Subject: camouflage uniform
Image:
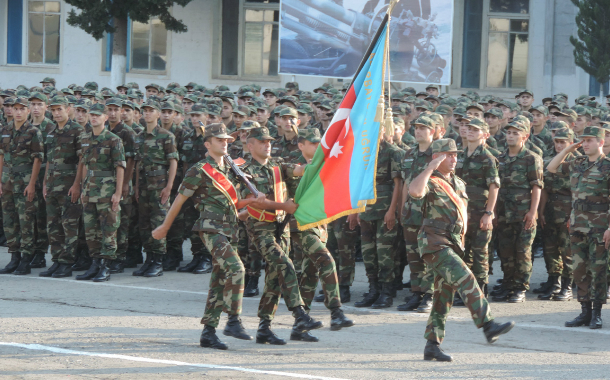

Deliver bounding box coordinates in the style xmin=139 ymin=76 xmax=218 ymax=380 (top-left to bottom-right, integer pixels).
xmin=413 ymin=139 xmax=493 ymax=344
xmin=81 ymin=126 xmax=126 ymax=260
xmin=164 ymin=121 xmax=186 ymax=263
xmin=0 ymin=116 xmax=44 ymax=262
xmin=44 ymin=118 xmax=85 ymax=264
xmin=330 ymin=216 xmax=358 ymax=286
xmin=33 ymin=117 xmax=54 ymax=259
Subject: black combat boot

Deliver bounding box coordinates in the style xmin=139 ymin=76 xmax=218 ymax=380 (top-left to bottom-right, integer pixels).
xmin=590 ymin=302 xmax=603 ymax=329
xmin=483 ymin=320 xmax=515 ymax=343
xmin=162 ymin=250 xmax=179 ymax=271
xmin=354 ymin=281 xmax=380 ymax=308
xmin=177 ymin=255 xmax=201 ymax=273
xmin=223 ymin=315 xmax=253 ymax=340
xmin=93 ymin=259 xmax=112 ymax=282
xmin=72 ymin=255 xmax=92 ymax=271
xmin=107 ymin=260 xmax=124 ymax=274
xmin=76 ymin=258 xmax=102 ymax=281
xmin=244 ymin=276 xmax=260 ymax=297
xmin=39 ymin=262 xmax=61 ymax=277
xmin=371 ymin=282 xmax=393 ymax=309
xmin=256 ymin=319 xmax=286 ymax=345
xmin=397 ymin=291 xmax=423 ymax=311
xmin=143 ymin=254 xmax=164 ymax=277
xmin=0 ymin=253 xmax=21 ymax=274
xmin=538 ymin=275 xmax=560 ymax=300
xmin=403 ymin=280 xmax=412 ymax=289
xmin=565 ymin=302 xmax=593 ymax=327
xmin=192 ymin=255 xmax=212 ymax=274
xmin=13 ymin=254 xmax=32 ymax=275
xmin=417 ymin=293 xmax=433 ymax=313
xmin=51 ymin=263 xmax=73 ymax=278
xmin=293 ymin=306 xmax=324 ymax=332
xmin=423 ymin=340 xmax=452 ymax=362
xmin=339 ymin=285 xmax=351 ymax=303
xmin=491 ymin=288 xmax=512 ymax=302
xmin=132 ymin=254 xmax=152 ymax=276
xmin=0 ymin=232 xmax=7 ymax=247
xmin=29 ymin=252 xmax=47 ymax=268
xmin=200 ymin=325 xmax=228 ymax=350
xmin=553 ymin=277 xmax=572 ymax=301
xmin=313 ymin=289 xmax=325 ymax=302
xmin=508 ymin=289 xmax=526 ymax=303
xmin=330 ymin=307 xmax=354 ymax=331
xmin=532 ymin=275 xmax=552 ymax=294
xmin=290 ymin=319 xmax=319 ymax=342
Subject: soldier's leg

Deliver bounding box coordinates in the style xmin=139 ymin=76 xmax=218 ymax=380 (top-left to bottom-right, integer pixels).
xmin=33 ymin=189 xmax=48 ymax=258
xmin=542 ymin=222 xmax=561 ymax=277
xmin=497 ymin=222 xmax=517 ymax=290
xmin=45 ymin=194 xmax=63 ymax=263
xmin=393 ymin=224 xmax=408 ymax=287
xmin=57 ymin=194 xmax=82 ymax=264
xmin=200 ymin=256 xmax=224 ymax=327
xmin=333 ymin=217 xmax=357 ymax=286
xmin=470 ymin=226 xmax=492 ymax=285
xmin=588 ymin=232 xmax=608 ymax=304
xmin=141 ymin=188 xmax=168 ymax=257
xmin=514 ymin=222 xmax=535 ymax=291
xmin=98 ymin=202 xmax=120 ymax=261
xmin=166 ymin=189 xmax=185 ymax=267
xmin=115 ymin=202 xmax=132 ymax=262
xmin=571 ymin=232 xmax=590 ymax=302
xmin=16 ymin=189 xmax=38 ymax=261
xmin=405 ymin=225 xmax=424 ymax=292
xmin=376 ymin=221 xmax=397 ymax=284
xmin=126 ymin=196 xmax=142 ymax=265
xmin=359 ymin=219 xmax=379 ymax=282
xmin=1 ymin=191 xmax=20 ymax=259
xmin=83 ymin=202 xmax=102 ymax=258
xmin=138 ymin=189 xmax=154 ymax=255
xmin=558 ymin=224 xmax=573 ymax=279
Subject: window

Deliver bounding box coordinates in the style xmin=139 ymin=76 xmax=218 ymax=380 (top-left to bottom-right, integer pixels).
xmin=486 ymin=18 xmax=528 ymax=88
xmin=28 ymin=0 xmax=60 ymax=64
xmin=220 ymin=0 xmax=279 ymax=78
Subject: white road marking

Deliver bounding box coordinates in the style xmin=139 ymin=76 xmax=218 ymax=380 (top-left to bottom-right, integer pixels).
xmin=0 ymin=342 xmax=352 ymax=380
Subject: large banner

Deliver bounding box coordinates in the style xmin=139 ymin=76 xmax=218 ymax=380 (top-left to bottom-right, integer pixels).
xmin=279 ymin=0 xmax=453 ymax=84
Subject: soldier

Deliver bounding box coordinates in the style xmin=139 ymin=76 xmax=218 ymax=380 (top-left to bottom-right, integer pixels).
xmin=271 ymin=108 xmax=300 ymax=158
xmin=354 ymin=126 xmax=404 ymax=309
xmin=548 ymin=126 xmax=610 ymax=329
xmin=409 ymin=138 xmax=514 ymax=361
xmin=491 ymin=121 xmax=543 ymax=303
xmin=38 ymin=96 xmax=85 ymax=278
xmin=455 ymin=118 xmax=500 ymax=296
xmin=537 ymin=128 xmax=576 ymax=301
xmin=75 ymin=103 xmax=125 ymax=282
xmin=41 ymin=77 xmax=56 ymax=88
xmin=132 ymin=100 xmax=178 ymax=277
xmin=518 ymin=90 xmax=535 ymax=111
xmin=529 ymin=105 xmax=553 ymax=152
xmin=241 ymin=126 xmax=323 ymax=345
xmin=0 ymin=97 xmax=44 ymax=275
xmin=153 ymin=123 xmax=262 ymax=350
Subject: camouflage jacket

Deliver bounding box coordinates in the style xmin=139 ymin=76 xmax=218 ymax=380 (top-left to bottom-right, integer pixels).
xmin=456 ymin=143 xmax=500 ymax=223
xmin=33 ymin=117 xmax=55 ymax=163
xmin=130 ymin=122 xmax=144 ymax=134
xmin=178 ymin=155 xmax=241 ymax=238
xmin=81 ymin=128 xmax=126 ymax=203
xmin=271 ymin=134 xmax=299 ymax=159
xmin=228 ymin=140 xmax=252 ymax=161
xmin=181 ymin=128 xmax=208 ymax=168
xmin=412 ymin=170 xmax=468 ymax=254
xmin=108 ymin=122 xmax=136 ymax=160
xmin=361 ymin=140 xmax=403 ymax=221
xmin=531 ymin=126 xmax=554 ymax=154
xmin=44 ymin=120 xmax=85 ymax=194
xmin=225 ymin=120 xmax=237 ymax=134
xmin=497 ymin=146 xmax=544 ymax=223
xmin=401 ymin=130 xmax=417 ymax=147
xmin=400 ymin=143 xmax=433 ymax=226
xmin=557 ymin=154 xmax=610 ymax=232
xmin=0 ymin=121 xmax=44 ymax=190
xmin=262 ymin=120 xmax=278 ymax=138
xmin=165 ymin=123 xmax=185 ymax=188
xmin=285 ymin=153 xmax=324 ymax=237
xmin=135 ymin=126 xmax=178 ymax=190
xmin=444 ymin=127 xmax=459 ymax=142
xmin=543 ymin=152 xmax=577 ymax=224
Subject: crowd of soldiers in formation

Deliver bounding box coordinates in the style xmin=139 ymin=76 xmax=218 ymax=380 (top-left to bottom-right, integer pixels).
xmin=0 ymin=76 xmax=609 ymax=357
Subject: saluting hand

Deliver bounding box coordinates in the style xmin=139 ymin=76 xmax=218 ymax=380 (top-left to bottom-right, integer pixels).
xmin=564 ymin=141 xmax=582 ymax=153
xmin=427 ymin=154 xmax=446 ymax=171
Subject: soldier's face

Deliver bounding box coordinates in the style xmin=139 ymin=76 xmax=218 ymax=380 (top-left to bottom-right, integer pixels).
xmin=392 ymin=100 xmax=402 ymax=107
xmin=414 ymin=125 xmax=433 ymax=144
xmin=142 ymin=107 xmax=159 ymax=124
xmin=434 ymin=152 xmax=457 ymax=173
xmin=75 ymin=108 xmax=89 ymax=125
xmin=50 ymin=105 xmax=69 ymax=123
xmin=483 ymin=103 xmax=492 ymax=111
xmin=221 ymin=102 xmax=233 ymax=118
xmin=160 ymin=109 xmax=175 ymax=125
xmin=582 ymin=137 xmax=603 ymax=156
xmin=233 ymin=113 xmax=248 ymax=128
xmin=117 ymin=88 xmax=127 ymax=95
xmin=298 ymin=112 xmax=311 ymax=126
xmin=574 ymin=116 xmax=590 ymax=134
xmin=499 ymin=106 xmax=511 ymax=121
xmin=107 ymin=105 xmax=121 ymax=124
xmin=248 ymin=138 xmax=272 ymax=159
xmin=42 ymin=82 xmax=53 ymax=88
xmin=182 ymin=100 xmax=194 ymax=113
xmin=281 ymin=116 xmax=300 ymax=132
xmin=205 ymin=137 xmax=229 ymax=156
xmin=257 ymin=109 xmax=269 ymax=124
xmin=554 ymin=139 xmax=570 ymax=153
xmin=89 ymin=113 xmax=108 ymax=128
xmin=174 ymin=113 xmax=184 ymax=124
xmin=426 ymin=88 xmax=439 ymax=96
xmin=459 ymin=121 xmax=469 ymax=138
xmin=121 ymin=107 xmax=134 ymax=123
xmin=505 ymin=128 xmax=526 ymax=147
xmin=30 ymin=100 xmax=47 ymax=118
xmin=520 ymin=94 xmax=533 ymax=107
xmin=298 ymin=140 xmax=319 ymax=159
xmin=467 ymin=109 xmax=483 ymax=119
xmin=12 ymin=104 xmax=29 ymax=123
xmin=485 ymin=115 xmax=499 ymax=129
xmin=264 ymin=94 xmax=277 ymax=106
xmin=3 ymin=105 xmax=13 ymax=117
xmin=191 ymin=113 xmax=208 ymax=127
xmin=531 ymin=111 xmax=547 ymax=127
xmin=208 ymin=114 xmax=222 ymax=124
xmin=605 ymin=131 xmax=610 ymax=148
xmin=146 ymin=88 xmax=159 ymax=98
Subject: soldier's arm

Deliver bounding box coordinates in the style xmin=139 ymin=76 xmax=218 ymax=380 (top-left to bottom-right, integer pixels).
xmin=25 ymin=158 xmax=42 ymax=202
xmin=160 ymin=158 xmax=178 ymax=205
xmin=123 ymin=157 xmax=135 ymax=197
xmin=152 ymin=193 xmax=189 ymax=240
xmin=547 ymin=141 xmax=582 ymax=173
xmin=409 ymin=155 xmax=445 ymax=199
xmin=0 ymin=154 xmax=4 ymax=196
xmin=42 ymin=163 xmax=50 ymax=199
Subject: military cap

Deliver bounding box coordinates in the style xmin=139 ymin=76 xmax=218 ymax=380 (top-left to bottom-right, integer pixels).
xmin=198 ymin=88 xmax=213 ymax=97
xmin=40 ymin=77 xmax=56 ymax=85
xmin=549 ymin=121 xmax=569 ymax=131
xmin=116 ymin=84 xmax=129 ymax=91
xmin=414 ymin=99 xmax=432 ymax=111
xmin=427 ymin=113 xmax=443 ymax=125
xmin=41 ymin=86 xmax=55 ymax=94
xmin=65 ymin=95 xmax=77 ymax=104
xmin=279 ymin=107 xmax=299 ymax=118
xmin=255 ymin=102 xmax=269 ymax=111
xmin=553 ymin=128 xmax=575 ymax=141
xmin=601 ymin=121 xmax=610 ymax=132
xmin=556 ymin=109 xmax=578 ymax=121
xmin=529 ymin=105 xmax=548 ymax=116
xmin=249 ymin=127 xmax=275 ymax=141
xmin=75 ymin=98 xmax=91 ymax=110
xmin=426 ymin=84 xmax=440 ymax=91
xmin=313 ymin=83 xmax=332 ymax=93
xmin=571 ymin=105 xmax=589 ymax=116
xmin=239 ymin=120 xmax=261 ymax=131
xmin=480 ymin=95 xmax=495 ymax=104
xmin=88 ymin=103 xmax=106 ymax=115
xmin=263 ymin=88 xmax=278 ymax=96
xmin=484 ymin=107 xmax=504 ymax=119
xmin=297 ymin=90 xmax=313 ymax=101
xmin=318 ymin=99 xmax=335 ymax=110
xmin=586 ymin=100 xmax=599 ymax=108
xmin=412 ymin=115 xmax=434 ymax=129
xmin=541 ymin=97 xmax=552 ymax=104
xmin=297 ymin=103 xmax=313 ymax=114
xmin=158 ymin=86 xmax=166 ymax=93
xmin=189 ymin=103 xmax=208 ymax=115
xmin=158 ymin=101 xmax=175 ymax=111
xmin=217 ymin=90 xmax=234 ymax=100
xmin=435 ymin=104 xmax=453 ymax=116
xmin=462 ymin=90 xmax=480 ymax=102
xmin=84 ymin=82 xmax=98 ymax=91
xmin=169 ymin=87 xmax=187 ymax=97
xmin=279 ymin=95 xmax=299 ymax=106
xmin=71 ymin=86 xmax=84 ymax=94
xmin=250 ymin=84 xmax=261 ymax=92
xmin=391 ymin=92 xmax=404 ymax=100
xmin=49 ymin=96 xmax=70 ymax=107
xmin=299 ymin=128 xmax=321 ymax=143
xmin=12 ymin=97 xmax=29 ymax=107
xmin=431 ymin=138 xmax=462 ymax=154
xmin=425 ymin=95 xmax=440 ymax=103
xmin=215 ymin=85 xmax=231 ymax=92
xmin=166 ymin=82 xmax=180 ymax=90
xmin=238 ymin=91 xmax=255 ymax=99
xmin=416 ymin=91 xmax=429 ymax=98
xmin=141 ymin=99 xmax=160 ymax=111
xmin=182 ymin=94 xmax=198 ymax=104
xmin=312 ymin=93 xmax=326 ymax=104
xmin=580 ymin=126 xmax=604 ymax=139
xmin=393 ymin=117 xmax=405 ymax=126
xmin=453 ymin=106 xmax=467 ymax=117
xmin=126 ymin=82 xmax=139 ymax=90
xmin=60 ymin=88 xmax=74 ymax=96
xmin=145 ymin=83 xmax=161 ymax=92
xmin=3 ymin=97 xmax=15 ymax=106
xmin=518 ymin=89 xmax=534 ymax=97
xmin=513 ymin=114 xmax=531 ymax=127
xmin=325 ymin=88 xmax=340 ymax=96
xmin=204 ymin=123 xmax=234 ymax=141
xmin=285 ymin=82 xmax=299 ymax=90
xmin=207 ymin=104 xmax=221 ymax=116
xmin=273 ymin=105 xmax=287 ymax=115
xmin=175 ymin=104 xmax=184 ymax=114
xmin=0 ymin=89 xmax=16 ymax=97
xmin=232 ymin=105 xmax=249 ymax=116
xmin=467 ymin=117 xmax=489 ymax=133
xmin=105 ymin=98 xmax=123 ymax=108
xmin=121 ymin=100 xmax=135 ymax=110
xmin=440 ymin=97 xmax=457 ymax=107
xmin=126 ymin=92 xmax=140 ymax=101
xmin=391 ymin=105 xmax=406 ymax=116
xmin=29 ymin=92 xmax=48 ymax=103
xmin=466 ymin=103 xmax=485 ymax=113
xmin=504 ymin=121 xmax=528 ymax=133
xmin=186 ymin=82 xmax=198 ymax=89
xmin=402 ymin=87 xmax=417 ymax=96
xmin=575 ymin=95 xmax=594 ymax=105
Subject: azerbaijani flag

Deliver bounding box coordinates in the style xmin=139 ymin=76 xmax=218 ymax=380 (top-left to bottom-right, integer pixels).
xmin=294 ymin=17 xmax=388 ymax=230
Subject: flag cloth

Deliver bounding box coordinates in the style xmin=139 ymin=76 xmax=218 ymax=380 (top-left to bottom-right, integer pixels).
xmin=294 ymin=23 xmax=388 ymax=230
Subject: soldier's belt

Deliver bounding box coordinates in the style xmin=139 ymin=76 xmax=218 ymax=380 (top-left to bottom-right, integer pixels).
xmin=465 ymin=186 xmax=488 ymax=200
xmin=550 ymin=194 xmax=571 ymax=202
xmin=48 ymin=163 xmax=78 ymax=171
xmin=422 ymin=218 xmax=463 ymax=235
xmin=145 ymin=169 xmax=166 ymax=176
xmin=572 ymin=201 xmax=609 ymax=212
xmin=4 ymin=164 xmax=32 ymax=173
xmin=247 ymin=206 xmax=283 ymax=223
xmin=88 ymin=170 xmax=114 ymax=177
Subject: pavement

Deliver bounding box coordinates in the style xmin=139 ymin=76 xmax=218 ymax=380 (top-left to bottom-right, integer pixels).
xmin=1 ymin=243 xmax=609 ymax=380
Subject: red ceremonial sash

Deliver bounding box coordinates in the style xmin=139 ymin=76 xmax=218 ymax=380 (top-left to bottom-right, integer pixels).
xmin=201 ymin=162 xmax=239 ymax=217
xmin=247 ymin=165 xmax=285 ymax=223
xmin=430 ymin=176 xmax=468 ymax=240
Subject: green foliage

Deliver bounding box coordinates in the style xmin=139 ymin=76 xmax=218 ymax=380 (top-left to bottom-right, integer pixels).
xmin=570 ymin=0 xmax=610 ymax=84
xmin=65 ymin=0 xmax=193 ymax=40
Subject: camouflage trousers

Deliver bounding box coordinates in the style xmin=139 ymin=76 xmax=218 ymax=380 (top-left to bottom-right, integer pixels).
xmin=239 ymin=221 xmax=263 ymax=278
xmin=115 ymin=202 xmax=133 ymax=261
xmin=330 ymin=216 xmax=357 ymax=286
xmin=46 ymin=192 xmax=81 ymax=264
xmin=360 ymin=218 xmax=397 ymax=284
xmin=247 ymin=222 xmax=304 ymax=321
xmin=463 ymin=222 xmax=492 ymax=284
xmin=571 ymin=230 xmax=608 ymax=303
xmin=127 ymin=196 xmax=142 ymax=259
xmin=200 ymin=232 xmax=245 ymax=328
xmin=83 ymin=201 xmax=120 ymax=260
xmin=422 ymin=247 xmax=493 ymax=344
xmin=404 ymin=224 xmax=435 ymax=294
xmin=292 ymin=228 xmax=341 ymax=310
xmin=497 ymin=221 xmax=535 ymax=291
xmin=34 ymin=187 xmax=48 ymax=256
xmin=76 ymin=216 xmax=89 ymax=259
xmin=184 ymin=198 xmax=211 ymax=259
xmin=394 ymin=224 xmax=408 ymax=282
xmin=138 ymin=188 xmax=168 ymax=256
xmin=542 ymin=221 xmax=572 ymax=278
xmin=1 ymin=188 xmax=38 ymax=257
xmin=166 ymin=189 xmax=185 ymax=258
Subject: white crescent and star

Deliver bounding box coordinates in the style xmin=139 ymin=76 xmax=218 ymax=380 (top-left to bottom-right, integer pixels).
xmin=320 ymin=108 xmax=351 ymax=150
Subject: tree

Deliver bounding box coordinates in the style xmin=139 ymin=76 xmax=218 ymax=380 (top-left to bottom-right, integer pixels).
xmin=65 ymin=0 xmax=193 ymax=89
xmin=570 ymin=0 xmax=610 ymax=95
